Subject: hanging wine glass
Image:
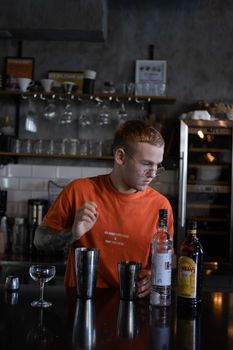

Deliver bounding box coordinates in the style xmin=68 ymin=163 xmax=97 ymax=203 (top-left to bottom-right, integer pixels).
xmin=42 ymin=99 xmax=56 ymax=120
xmin=78 ymin=106 xmax=92 ymax=127
xmin=135 ymin=98 xmax=146 ymax=121
xmin=59 ymin=101 xmax=73 ymax=124
xmin=96 ymin=104 xmax=110 ymax=126
xmin=117 ymin=103 xmax=128 ymax=125
xmin=24 ymin=98 xmax=38 ymax=133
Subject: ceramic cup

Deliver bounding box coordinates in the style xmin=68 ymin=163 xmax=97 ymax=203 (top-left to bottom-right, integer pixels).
xmin=40 ymin=79 xmax=54 ymax=93
xmin=17 ymin=78 xmax=34 ymax=92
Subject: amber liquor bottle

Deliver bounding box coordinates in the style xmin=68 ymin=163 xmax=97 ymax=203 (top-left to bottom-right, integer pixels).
xmin=150 ymin=209 xmax=172 ymax=307
xmin=177 ymin=220 xmax=204 ymax=307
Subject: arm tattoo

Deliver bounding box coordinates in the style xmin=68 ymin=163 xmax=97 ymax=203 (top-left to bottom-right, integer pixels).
xmin=34 ymin=224 xmax=73 ymax=252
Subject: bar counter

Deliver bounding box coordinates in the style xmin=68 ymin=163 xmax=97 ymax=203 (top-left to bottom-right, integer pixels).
xmin=0 ymin=283 xmax=232 ymax=350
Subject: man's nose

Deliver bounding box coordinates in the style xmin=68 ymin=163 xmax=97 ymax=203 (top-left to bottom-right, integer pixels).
xmin=145 ymin=167 xmax=157 ymax=177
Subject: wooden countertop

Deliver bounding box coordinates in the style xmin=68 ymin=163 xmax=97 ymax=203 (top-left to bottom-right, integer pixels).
xmin=0 ymin=284 xmax=232 ymax=349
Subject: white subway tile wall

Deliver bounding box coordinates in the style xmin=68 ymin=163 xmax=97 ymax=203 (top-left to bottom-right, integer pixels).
xmin=0 ymin=164 xmax=113 ymax=217
xmin=0 ymin=164 xmax=177 ymax=218
xmin=7 ymin=164 xmax=32 ymax=177
xmin=31 ymin=165 xmax=58 ymax=178
xmin=57 ymin=166 xmax=82 ymax=179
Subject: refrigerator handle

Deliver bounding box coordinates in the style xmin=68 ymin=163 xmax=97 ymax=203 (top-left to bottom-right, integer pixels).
xmin=179 ymin=151 xmax=186 ymax=229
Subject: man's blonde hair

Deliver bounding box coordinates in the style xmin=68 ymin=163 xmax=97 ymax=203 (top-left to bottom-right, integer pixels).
xmin=112 ymin=120 xmax=164 ymax=154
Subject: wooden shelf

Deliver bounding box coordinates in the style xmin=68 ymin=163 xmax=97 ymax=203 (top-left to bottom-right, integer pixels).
xmin=189 ymin=163 xmax=229 ymax=167
xmin=187 ymin=203 xmax=228 ymax=209
xmin=184 ymin=119 xmax=233 ymax=128
xmin=188 ymin=180 xmax=230 ymax=186
xmin=0 ymin=89 xmax=176 ymax=104
xmin=189 ymin=147 xmax=231 ymax=153
xmin=0 ymin=151 xmax=114 ymax=160
xmin=187 ymin=184 xmax=231 ymax=193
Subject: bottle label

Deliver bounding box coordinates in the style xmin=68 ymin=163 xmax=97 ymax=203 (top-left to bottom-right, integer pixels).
xmin=152 ymin=251 xmax=172 ymax=286
xmin=178 ymin=256 xmax=197 ymax=298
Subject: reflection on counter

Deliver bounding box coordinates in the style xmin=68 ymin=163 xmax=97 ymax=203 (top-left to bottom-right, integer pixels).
xmin=0 ymin=286 xmax=233 ymax=349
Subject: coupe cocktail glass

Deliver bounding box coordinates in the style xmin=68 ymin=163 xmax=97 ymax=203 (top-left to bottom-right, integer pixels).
xmin=29 ymin=265 xmax=56 ymax=308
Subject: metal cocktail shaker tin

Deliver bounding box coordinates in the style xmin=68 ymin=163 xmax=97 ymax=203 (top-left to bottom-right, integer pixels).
xmin=75 ymin=247 xmax=99 ymax=299
xmin=118 ymin=261 xmax=142 ymax=300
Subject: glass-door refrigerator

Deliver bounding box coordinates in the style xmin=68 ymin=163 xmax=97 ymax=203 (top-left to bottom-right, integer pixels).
xmin=178 ymin=119 xmax=233 ymax=265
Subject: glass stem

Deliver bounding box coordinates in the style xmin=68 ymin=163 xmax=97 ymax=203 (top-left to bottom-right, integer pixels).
xmin=39 ymin=281 xmax=45 ymax=303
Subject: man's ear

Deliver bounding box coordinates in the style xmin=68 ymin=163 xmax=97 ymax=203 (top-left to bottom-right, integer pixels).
xmin=114 ymin=148 xmax=126 ymax=165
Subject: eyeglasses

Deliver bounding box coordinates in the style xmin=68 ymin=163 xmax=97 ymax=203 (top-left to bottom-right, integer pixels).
xmin=124 ymin=149 xmax=165 ymax=176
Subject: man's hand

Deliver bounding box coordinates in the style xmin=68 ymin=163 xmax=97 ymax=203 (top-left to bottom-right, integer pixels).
xmin=137 ymin=269 xmax=151 ymax=298
xmin=72 ymin=201 xmax=99 ymax=241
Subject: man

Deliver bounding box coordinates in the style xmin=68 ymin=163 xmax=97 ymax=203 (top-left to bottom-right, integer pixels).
xmin=34 ymin=120 xmax=174 ymax=298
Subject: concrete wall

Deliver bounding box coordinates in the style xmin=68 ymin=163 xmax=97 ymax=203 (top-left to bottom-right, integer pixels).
xmin=9 ymin=0 xmax=233 ymax=102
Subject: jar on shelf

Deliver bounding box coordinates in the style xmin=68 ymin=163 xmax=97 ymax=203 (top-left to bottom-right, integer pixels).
xmin=12 ymin=217 xmax=27 ymax=254
xmin=69 ymin=139 xmax=79 ymax=156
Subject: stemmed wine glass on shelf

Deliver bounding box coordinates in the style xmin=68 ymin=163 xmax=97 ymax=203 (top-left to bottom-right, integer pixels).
xmin=29 ymin=265 xmax=56 ymax=308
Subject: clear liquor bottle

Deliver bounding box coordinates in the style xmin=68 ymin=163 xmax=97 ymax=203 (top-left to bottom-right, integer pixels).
xmin=150 ymin=209 xmax=172 ymax=307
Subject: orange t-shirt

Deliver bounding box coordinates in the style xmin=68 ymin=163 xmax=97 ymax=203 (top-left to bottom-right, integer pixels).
xmin=43 ymin=174 xmax=174 ymax=288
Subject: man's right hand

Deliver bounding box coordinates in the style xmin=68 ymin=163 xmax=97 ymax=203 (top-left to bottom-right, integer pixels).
xmin=72 ymin=201 xmax=99 ymax=241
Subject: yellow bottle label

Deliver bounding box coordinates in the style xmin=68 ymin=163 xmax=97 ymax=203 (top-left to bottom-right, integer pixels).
xmin=178 ymin=256 xmax=197 ymax=298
